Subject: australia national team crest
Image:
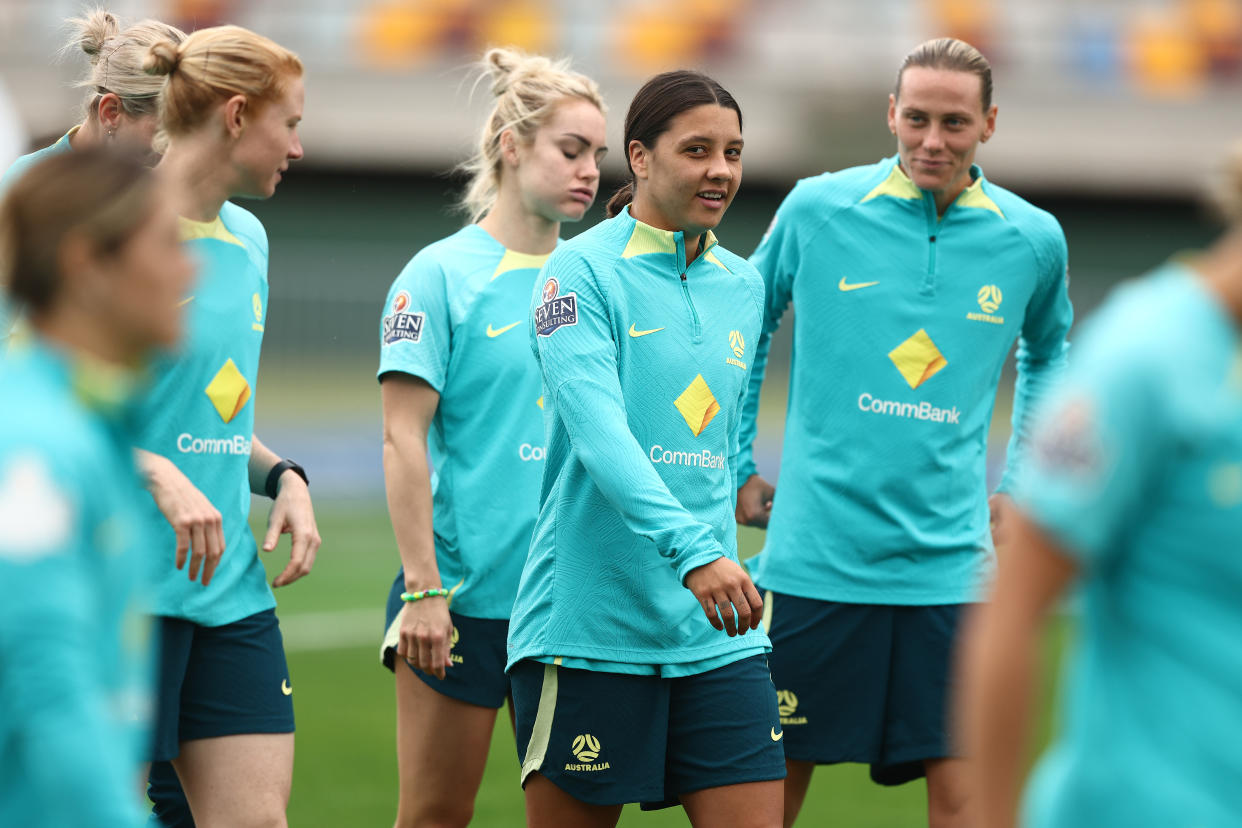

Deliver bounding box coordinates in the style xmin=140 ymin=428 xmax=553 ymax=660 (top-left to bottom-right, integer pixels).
xmin=383 ymin=290 xmax=425 ymax=345
xmin=536 ymin=277 xmax=577 ymax=337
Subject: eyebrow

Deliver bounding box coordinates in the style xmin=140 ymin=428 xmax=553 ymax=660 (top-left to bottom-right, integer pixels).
xmin=679 ymin=135 xmax=745 ymax=146
xmin=903 ymin=107 xmax=973 ymax=119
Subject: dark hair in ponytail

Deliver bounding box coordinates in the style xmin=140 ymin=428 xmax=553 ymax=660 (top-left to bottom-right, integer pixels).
xmin=605 ymin=70 xmax=742 ymax=218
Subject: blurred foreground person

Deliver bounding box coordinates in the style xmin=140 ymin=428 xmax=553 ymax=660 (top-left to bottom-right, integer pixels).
xmin=377 ymin=47 xmax=606 ymax=828
xmin=0 ymin=148 xmax=193 ymax=827
xmin=508 ymin=70 xmax=783 ymax=828
xmin=137 ymin=25 xmax=319 ymax=828
xmin=736 ymin=37 xmax=1073 ymax=827
xmin=959 ymin=144 xmax=1242 ymax=828
xmin=0 ymin=8 xmax=184 ymax=346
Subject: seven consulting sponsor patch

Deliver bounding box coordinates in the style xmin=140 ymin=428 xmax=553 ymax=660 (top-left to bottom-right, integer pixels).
xmin=384 ymin=290 xmax=426 ymax=345
xmin=535 ymin=278 xmax=577 ymax=337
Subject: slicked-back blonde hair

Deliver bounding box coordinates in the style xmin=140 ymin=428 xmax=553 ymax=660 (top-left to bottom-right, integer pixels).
xmin=459 ymin=47 xmax=605 ymax=223
xmin=895 ymin=37 xmax=994 ymax=111
xmin=144 ymin=24 xmax=303 ymax=138
xmin=65 ymin=8 xmax=185 ymax=119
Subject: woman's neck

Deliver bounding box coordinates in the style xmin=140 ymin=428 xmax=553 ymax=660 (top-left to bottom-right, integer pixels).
xmin=158 ymin=138 xmax=233 ymax=222
xmin=477 ymin=185 xmax=559 ymax=254
xmin=628 ymin=195 xmax=703 ymax=264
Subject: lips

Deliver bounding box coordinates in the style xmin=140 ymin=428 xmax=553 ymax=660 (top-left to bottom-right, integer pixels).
xmin=569 ymin=187 xmax=594 ymax=204
xmin=696 ymin=190 xmax=726 ymax=208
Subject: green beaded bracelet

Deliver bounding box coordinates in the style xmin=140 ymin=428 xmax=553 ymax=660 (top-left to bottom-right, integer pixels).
xmin=400 ymin=588 xmax=450 ymax=602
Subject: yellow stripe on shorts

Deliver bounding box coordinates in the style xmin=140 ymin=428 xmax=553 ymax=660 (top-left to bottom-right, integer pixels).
xmin=520 ymin=663 xmax=560 ymax=785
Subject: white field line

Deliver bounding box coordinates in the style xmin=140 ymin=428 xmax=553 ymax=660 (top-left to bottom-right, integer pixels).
xmin=280 ymin=607 xmax=383 ymax=652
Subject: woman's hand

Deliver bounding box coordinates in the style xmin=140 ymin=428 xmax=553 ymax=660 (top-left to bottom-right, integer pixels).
xmin=139 ymin=450 xmax=224 ymax=585
xmin=395 ymin=596 xmax=454 ymax=679
xmin=684 ymin=557 xmax=764 ymax=636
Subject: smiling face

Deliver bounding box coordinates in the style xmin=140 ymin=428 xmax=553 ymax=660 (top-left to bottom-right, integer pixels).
xmin=509 ymin=97 xmax=608 ymax=223
xmin=231 ymin=74 xmax=305 ymax=199
xmin=629 ymin=103 xmax=743 ymax=240
xmin=888 ymin=66 xmax=996 ymax=206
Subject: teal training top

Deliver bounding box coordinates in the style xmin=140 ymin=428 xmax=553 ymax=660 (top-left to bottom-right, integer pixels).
xmin=134 ymin=205 xmax=273 ymax=626
xmin=740 ymin=157 xmax=1073 ymax=605
xmin=506 ymin=206 xmax=772 ymax=674
xmin=0 ymin=340 xmax=152 ymax=827
xmin=377 ymin=224 xmax=551 ymax=618
xmin=1019 ymin=265 xmax=1242 ymax=828
xmin=0 ymin=129 xmax=74 ymax=345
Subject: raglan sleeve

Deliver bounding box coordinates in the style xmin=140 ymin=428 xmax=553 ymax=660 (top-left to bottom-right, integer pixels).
xmin=533 ymin=250 xmax=727 ymax=583
xmin=737 ymin=185 xmax=803 ymax=484
xmin=997 ymin=217 xmax=1074 ymax=494
xmin=1015 ymin=308 xmax=1169 ymax=567
xmin=377 ymin=252 xmax=452 ymax=392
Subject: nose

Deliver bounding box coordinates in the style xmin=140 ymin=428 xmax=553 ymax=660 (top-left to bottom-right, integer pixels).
xmin=923 ymin=124 xmax=945 ymax=152
xmin=289 ymin=133 xmax=305 ymax=162
xmin=706 ymin=149 xmax=732 ymax=182
xmin=581 ymin=155 xmax=600 ymax=183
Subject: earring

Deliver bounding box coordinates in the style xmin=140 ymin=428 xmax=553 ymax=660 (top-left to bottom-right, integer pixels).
xmin=107 ymin=129 xmax=115 ymax=140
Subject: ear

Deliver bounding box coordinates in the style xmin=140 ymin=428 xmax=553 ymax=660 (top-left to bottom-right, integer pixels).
xmin=97 ymin=93 xmax=124 ymax=132
xmin=980 ymin=104 xmax=998 ymax=144
xmin=887 ymin=93 xmax=898 ymax=136
xmin=628 ymin=139 xmax=649 ymax=181
xmin=499 ymin=128 xmax=520 ymax=167
xmin=223 ymin=94 xmax=248 ymax=139
xmin=55 ymin=233 xmax=108 ymax=307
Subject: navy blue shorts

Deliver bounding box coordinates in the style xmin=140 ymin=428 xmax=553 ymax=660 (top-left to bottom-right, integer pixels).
xmin=381 ymin=569 xmax=510 ymax=709
xmin=763 ymin=590 xmax=968 ymax=785
xmin=510 ymin=654 xmax=786 ymax=808
xmin=150 ymin=608 xmax=295 ymax=762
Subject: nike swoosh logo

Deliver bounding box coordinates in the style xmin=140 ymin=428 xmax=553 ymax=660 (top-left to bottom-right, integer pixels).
xmin=628 ymin=324 xmax=665 ymax=338
xmin=771 ymin=727 xmax=784 ymax=741
xmin=838 ymin=277 xmax=879 ymax=292
xmin=486 ymin=322 xmax=521 ymax=338
xmin=281 ymin=680 xmax=293 ymax=696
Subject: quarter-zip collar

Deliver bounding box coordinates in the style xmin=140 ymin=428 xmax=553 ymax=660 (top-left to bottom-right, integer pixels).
xmin=617 ymin=205 xmax=719 ymax=276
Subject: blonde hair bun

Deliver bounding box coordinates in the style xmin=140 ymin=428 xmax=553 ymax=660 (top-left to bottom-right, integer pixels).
xmin=143 ymin=39 xmax=181 ymax=77
xmin=74 ymin=8 xmax=120 ymax=58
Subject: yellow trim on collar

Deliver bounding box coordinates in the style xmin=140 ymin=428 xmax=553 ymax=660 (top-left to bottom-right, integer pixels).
xmin=954 ymin=178 xmax=1005 ymax=218
xmin=861 ymin=164 xmax=922 ymax=203
xmin=622 ymin=221 xmax=678 ymax=258
xmin=179 ymin=215 xmax=244 ymax=248
xmin=704 ymin=250 xmax=730 ymax=271
xmin=491 ymin=249 xmax=551 ymax=280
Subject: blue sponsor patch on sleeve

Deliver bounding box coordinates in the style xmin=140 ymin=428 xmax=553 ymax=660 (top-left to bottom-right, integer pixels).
xmin=535 ymin=277 xmax=578 ymax=337
xmin=383 ymin=311 xmax=426 ymax=345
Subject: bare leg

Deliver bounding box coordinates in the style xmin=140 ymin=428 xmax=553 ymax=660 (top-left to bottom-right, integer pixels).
xmin=781 ymin=760 xmax=815 ymax=827
xmin=523 ymin=772 xmax=622 ymax=828
xmin=925 ymin=758 xmax=972 ymax=828
xmin=393 ymin=664 xmax=499 ymax=828
xmin=682 ymin=779 xmax=783 ymax=828
xmin=172 ymin=733 xmax=293 ymax=828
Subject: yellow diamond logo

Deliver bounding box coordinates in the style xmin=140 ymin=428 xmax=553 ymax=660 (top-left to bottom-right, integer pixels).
xmin=888 ymin=329 xmax=947 ymax=390
xmin=977 ymin=284 xmax=1002 ymax=314
xmin=204 ymin=358 xmax=252 ymax=423
xmin=674 ymin=374 xmax=720 ymax=436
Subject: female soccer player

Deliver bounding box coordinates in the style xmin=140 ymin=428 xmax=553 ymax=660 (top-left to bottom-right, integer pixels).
xmin=137 ymin=26 xmax=320 ymax=828
xmin=735 ymin=38 xmax=1072 ymax=827
xmin=0 ymin=148 xmax=193 ymax=827
xmin=958 ymin=145 xmax=1242 ymax=828
xmin=507 ymin=70 xmax=783 ymax=828
xmin=377 ymin=47 xmax=606 ymax=828
xmin=0 ymin=9 xmax=184 ymax=343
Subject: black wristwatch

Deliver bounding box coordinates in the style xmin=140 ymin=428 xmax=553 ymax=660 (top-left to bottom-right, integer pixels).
xmin=265 ymin=459 xmax=308 ymax=499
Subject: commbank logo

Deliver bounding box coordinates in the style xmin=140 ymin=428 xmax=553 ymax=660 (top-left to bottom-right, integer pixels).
xmin=674 ymin=374 xmax=720 ymax=437
xmin=565 ymin=734 xmax=610 ymax=772
xmin=777 ymin=690 xmax=807 ymax=725
xmin=968 ymin=284 xmax=1005 ymax=325
xmin=888 ymin=329 xmax=946 ymax=390
xmin=205 ymin=358 xmax=251 ymax=424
